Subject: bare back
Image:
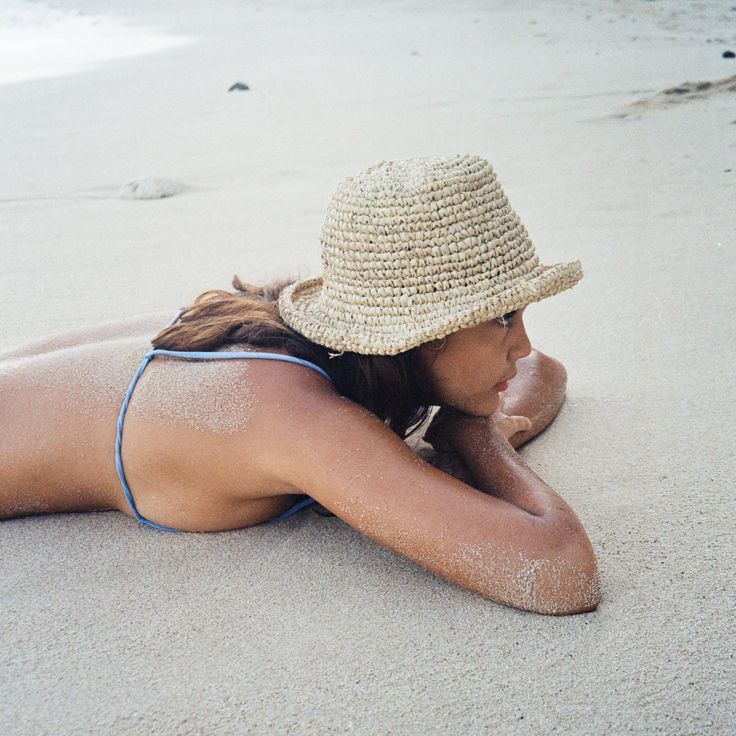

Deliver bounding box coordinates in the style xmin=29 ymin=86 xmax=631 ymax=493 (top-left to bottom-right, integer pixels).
xmin=0 ymin=313 xmax=327 ymax=530
xmin=0 ymin=310 xmax=600 ymax=613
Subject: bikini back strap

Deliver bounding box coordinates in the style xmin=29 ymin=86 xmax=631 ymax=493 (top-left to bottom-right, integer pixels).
xmin=147 ymin=348 xmax=333 ymax=383
xmin=115 ymin=307 xmax=329 ymax=532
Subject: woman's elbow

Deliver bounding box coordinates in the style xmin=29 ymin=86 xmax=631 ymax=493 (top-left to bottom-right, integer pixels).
xmin=475 ymin=549 xmax=601 ymax=617
xmin=529 ymin=545 xmax=602 ymax=616
xmin=493 ymin=520 xmax=602 ymax=616
xmin=531 ymin=348 xmax=568 ymax=390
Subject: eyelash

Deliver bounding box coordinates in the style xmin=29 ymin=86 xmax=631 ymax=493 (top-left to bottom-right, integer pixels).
xmin=496 ymin=310 xmax=518 ymax=328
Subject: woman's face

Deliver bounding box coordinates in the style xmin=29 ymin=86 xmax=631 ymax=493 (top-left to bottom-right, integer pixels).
xmin=417 ymin=306 xmax=532 ymax=417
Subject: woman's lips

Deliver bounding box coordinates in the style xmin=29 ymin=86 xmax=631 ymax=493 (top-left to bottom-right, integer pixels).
xmin=494 ymin=373 xmax=515 ymax=390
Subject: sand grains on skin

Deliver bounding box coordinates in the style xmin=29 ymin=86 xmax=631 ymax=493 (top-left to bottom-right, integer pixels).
xmin=0 ymin=339 xmax=149 ymax=420
xmin=0 ymin=338 xmax=260 ymax=436
xmin=447 ymin=542 xmax=602 ymax=616
xmin=130 ymin=347 xmax=258 ymax=435
xmin=334 ymin=495 xmax=600 ymax=615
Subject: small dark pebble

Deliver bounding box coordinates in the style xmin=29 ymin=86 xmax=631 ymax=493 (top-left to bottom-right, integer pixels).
xmin=228 ymin=82 xmax=250 ymax=92
xmin=723 ymin=50 xmax=735 ymax=58
xmin=726 ymin=169 xmax=733 ymax=173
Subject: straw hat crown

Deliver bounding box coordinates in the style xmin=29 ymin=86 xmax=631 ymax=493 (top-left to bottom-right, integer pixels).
xmin=278 ymin=154 xmax=582 ymax=355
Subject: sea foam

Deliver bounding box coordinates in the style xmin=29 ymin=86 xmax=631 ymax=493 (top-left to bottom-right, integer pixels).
xmin=0 ymin=0 xmax=193 ymax=86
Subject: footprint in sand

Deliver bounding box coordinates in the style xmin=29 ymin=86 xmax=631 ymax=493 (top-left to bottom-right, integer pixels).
xmin=612 ymin=74 xmax=736 ymax=118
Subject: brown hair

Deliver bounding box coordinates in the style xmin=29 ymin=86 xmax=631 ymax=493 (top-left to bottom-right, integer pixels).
xmin=151 ymin=276 xmax=437 ymax=441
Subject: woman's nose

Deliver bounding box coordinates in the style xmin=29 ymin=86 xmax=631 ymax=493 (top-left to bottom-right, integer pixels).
xmin=510 ymin=324 xmax=532 ymax=362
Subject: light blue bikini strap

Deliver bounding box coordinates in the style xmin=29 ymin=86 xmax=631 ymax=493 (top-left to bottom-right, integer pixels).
xmin=270 ymin=496 xmax=317 ymax=520
xmin=148 ymin=348 xmax=333 ymax=383
xmin=115 ymin=307 xmax=328 ymax=532
xmin=115 ymin=309 xmax=184 ymax=532
xmin=141 ymin=306 xmax=333 ymax=383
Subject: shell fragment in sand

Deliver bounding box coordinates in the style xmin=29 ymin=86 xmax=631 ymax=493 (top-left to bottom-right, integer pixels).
xmin=119 ymin=177 xmax=185 ymax=200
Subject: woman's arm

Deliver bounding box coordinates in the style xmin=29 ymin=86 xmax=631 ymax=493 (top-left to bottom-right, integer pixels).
xmin=446 ymin=415 xmax=600 ymax=612
xmin=259 ymin=370 xmax=600 ymax=616
xmin=503 ymin=349 xmax=568 ymax=450
xmin=415 ymin=350 xmax=600 ymax=612
xmin=418 ymin=348 xmax=568 ymax=481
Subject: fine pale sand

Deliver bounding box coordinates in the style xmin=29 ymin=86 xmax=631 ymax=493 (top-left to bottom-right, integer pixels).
xmin=1 ymin=1 xmax=734 ymax=734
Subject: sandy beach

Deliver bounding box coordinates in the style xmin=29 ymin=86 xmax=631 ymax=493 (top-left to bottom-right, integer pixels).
xmin=1 ymin=0 xmax=734 ymax=733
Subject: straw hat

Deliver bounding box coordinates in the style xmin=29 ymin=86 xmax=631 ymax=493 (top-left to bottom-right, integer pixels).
xmin=278 ymin=154 xmax=583 ymax=355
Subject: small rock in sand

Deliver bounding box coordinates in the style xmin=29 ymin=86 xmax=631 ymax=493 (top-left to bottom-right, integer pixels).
xmin=724 ymin=50 xmax=735 ymax=59
xmin=228 ymin=82 xmax=250 ymax=91
xmin=119 ymin=177 xmax=185 ymax=200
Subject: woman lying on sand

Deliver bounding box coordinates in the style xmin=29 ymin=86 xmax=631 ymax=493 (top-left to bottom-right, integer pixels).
xmin=0 ymin=155 xmax=600 ymax=616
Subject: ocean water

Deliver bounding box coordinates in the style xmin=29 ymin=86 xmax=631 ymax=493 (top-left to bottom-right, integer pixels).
xmin=0 ymin=0 xmax=193 ymax=86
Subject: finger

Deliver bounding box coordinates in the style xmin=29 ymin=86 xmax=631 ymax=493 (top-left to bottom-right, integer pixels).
xmin=512 ymin=416 xmax=533 ymax=430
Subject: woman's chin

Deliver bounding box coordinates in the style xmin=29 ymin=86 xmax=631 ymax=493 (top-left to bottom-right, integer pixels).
xmin=466 ymin=399 xmax=497 ymax=419
xmin=441 ymin=395 xmax=497 ymax=418
xmin=484 ymin=392 xmax=502 ymax=415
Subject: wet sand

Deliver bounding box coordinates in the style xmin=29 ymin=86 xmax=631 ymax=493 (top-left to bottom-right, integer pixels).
xmin=1 ymin=1 xmax=734 ymax=733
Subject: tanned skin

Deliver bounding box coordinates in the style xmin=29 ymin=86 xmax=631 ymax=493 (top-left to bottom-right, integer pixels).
xmin=0 ymin=310 xmax=596 ymax=615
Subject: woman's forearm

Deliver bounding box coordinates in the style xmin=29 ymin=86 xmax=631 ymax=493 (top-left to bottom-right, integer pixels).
xmin=422 ymin=348 xmax=582 ymax=525
xmin=452 ymin=426 xmax=599 ymax=601
xmin=504 ymin=349 xmax=568 ymax=450
xmin=452 ymin=426 xmax=573 ymax=520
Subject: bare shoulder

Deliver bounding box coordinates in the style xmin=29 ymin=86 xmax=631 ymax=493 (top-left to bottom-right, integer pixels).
xmin=248 ymin=367 xmax=593 ymax=614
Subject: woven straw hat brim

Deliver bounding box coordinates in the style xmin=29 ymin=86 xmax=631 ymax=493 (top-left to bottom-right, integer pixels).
xmin=279 ymin=258 xmax=582 ymax=355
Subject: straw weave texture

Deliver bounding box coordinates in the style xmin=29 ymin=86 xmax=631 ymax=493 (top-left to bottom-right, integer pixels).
xmin=278 ymin=154 xmax=582 ymax=355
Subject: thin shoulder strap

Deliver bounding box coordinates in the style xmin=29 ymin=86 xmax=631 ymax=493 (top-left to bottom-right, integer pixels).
xmin=148 ymin=348 xmax=333 ymax=383
xmin=147 ymin=307 xmax=333 ymax=383
xmin=115 ymin=307 xmax=325 ymax=532
xmin=271 ymin=496 xmax=317 ymax=520
xmin=115 ymin=308 xmax=184 ymax=532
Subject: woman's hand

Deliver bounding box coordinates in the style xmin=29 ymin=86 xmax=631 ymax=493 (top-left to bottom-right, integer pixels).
xmin=493 ymin=391 xmax=533 ymax=441
xmin=422 ymin=407 xmax=474 ymax=453
xmin=423 ymin=394 xmax=532 ymax=452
